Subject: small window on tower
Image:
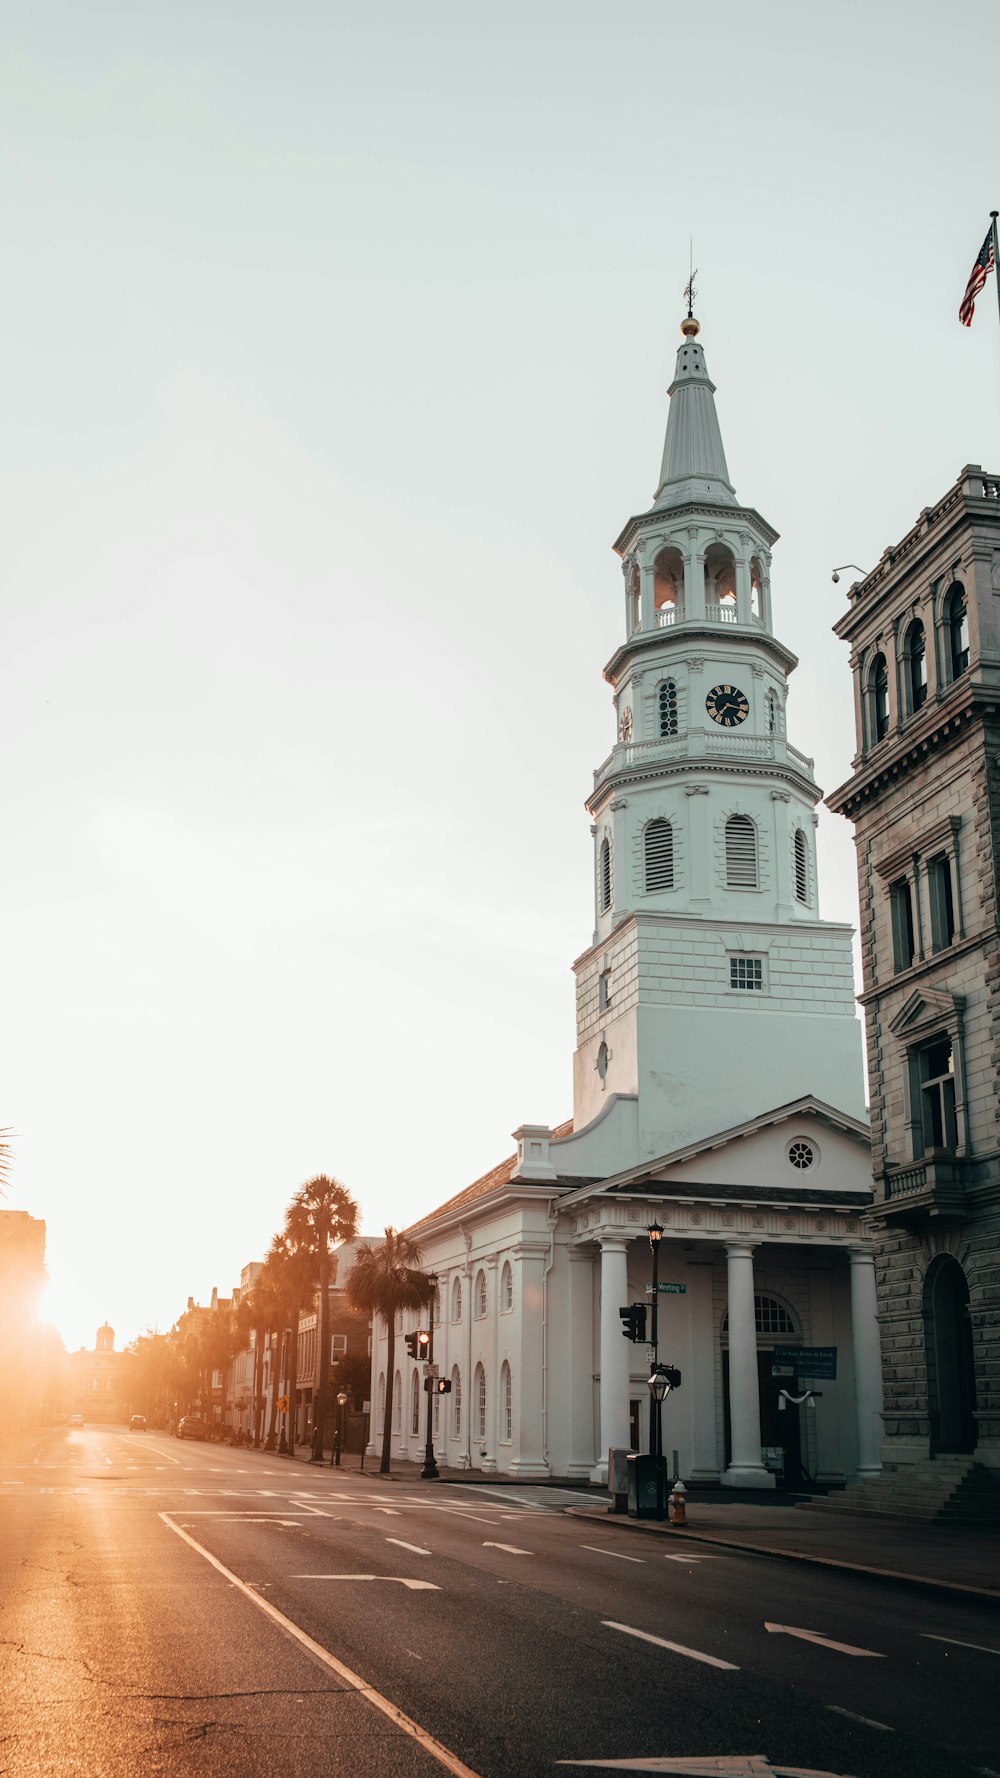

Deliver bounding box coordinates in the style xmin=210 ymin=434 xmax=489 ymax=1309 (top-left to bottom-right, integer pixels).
xmin=598 ymin=838 xmax=612 ymax=914
xmin=730 ymin=956 xmax=765 ymax=992
xmin=659 ymin=680 xmax=678 ymax=738
xmin=599 ymin=969 xmax=612 ymax=1011
xmin=793 ymin=829 xmax=808 ymax=904
xmin=644 ymin=819 xmax=674 ymax=892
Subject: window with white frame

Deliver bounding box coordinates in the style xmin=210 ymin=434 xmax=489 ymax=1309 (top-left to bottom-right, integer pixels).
xmin=392 ymin=1370 xmax=401 ymax=1432
xmin=644 ymin=818 xmax=674 ymax=892
xmin=946 ymin=583 xmax=969 ymax=678
xmin=410 ymin=1369 xmax=420 ymax=1435
xmin=475 ymin=1269 xmax=488 ymax=1319
xmin=928 ymin=852 xmax=956 ymax=951
xmin=500 ymin=1362 xmax=512 ymax=1442
xmin=725 ymin=815 xmax=758 ymax=888
xmin=451 ymin=1367 xmax=462 ymax=1437
xmin=914 ymin=1034 xmax=958 ymax=1152
xmin=730 ymin=955 xmax=765 ymax=992
xmin=475 ymin=1363 xmax=487 ymax=1441
xmin=500 ymin=1261 xmax=513 ymax=1312
xmin=869 ymin=651 xmax=890 ymax=743
xmin=452 ymin=1277 xmax=462 ymax=1322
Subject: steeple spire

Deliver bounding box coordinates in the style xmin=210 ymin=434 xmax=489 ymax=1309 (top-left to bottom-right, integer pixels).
xmin=654 ymin=315 xmax=736 ymax=510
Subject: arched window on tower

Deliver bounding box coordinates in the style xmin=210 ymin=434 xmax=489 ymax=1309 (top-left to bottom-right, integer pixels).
xmin=725 ymin=815 xmax=758 ymax=889
xmin=868 ymin=652 xmax=890 ymax=743
xmin=644 ymin=818 xmax=674 ymax=892
xmin=653 ymin=545 xmax=684 ymax=627
xmin=765 ymin=691 xmax=778 ymax=735
xmin=704 ymin=542 xmax=737 ymax=622
xmin=598 ymin=837 xmax=613 ymax=915
xmin=906 ymin=619 xmax=927 ymax=714
xmin=946 ymin=583 xmax=969 ymax=678
xmin=793 ymin=829 xmax=809 ymax=904
xmin=658 ymin=680 xmax=678 ymax=737
xmin=750 ymin=556 xmax=765 ymax=625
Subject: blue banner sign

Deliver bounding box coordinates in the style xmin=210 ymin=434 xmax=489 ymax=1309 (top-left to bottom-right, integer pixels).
xmin=772 ymin=1344 xmax=837 ymax=1379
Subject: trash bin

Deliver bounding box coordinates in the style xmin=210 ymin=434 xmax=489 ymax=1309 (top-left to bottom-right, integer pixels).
xmin=608 ymin=1447 xmax=630 ymax=1514
xmin=626 ymin=1452 xmax=668 ymax=1520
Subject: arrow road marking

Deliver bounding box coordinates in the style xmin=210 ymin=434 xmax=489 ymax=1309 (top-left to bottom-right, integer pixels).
xmin=559 ymin=1759 xmax=861 ymax=1774
xmin=602 ymin=1621 xmax=738 ymax=1671
xmin=921 ymin=1632 xmax=1000 ymax=1657
xmin=482 ymin=1542 xmax=531 ymax=1555
xmin=386 ymin=1539 xmax=432 ymax=1556
xmin=581 ymin=1545 xmax=644 ymax=1563
xmin=290 ymin=1574 xmax=440 ymax=1590
xmin=160 ymin=1517 xmax=474 ymax=1776
xmin=765 ymin=1623 xmax=885 ymax=1658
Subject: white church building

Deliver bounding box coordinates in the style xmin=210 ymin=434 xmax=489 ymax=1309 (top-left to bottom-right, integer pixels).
xmin=369 ymin=313 xmax=883 ymax=1489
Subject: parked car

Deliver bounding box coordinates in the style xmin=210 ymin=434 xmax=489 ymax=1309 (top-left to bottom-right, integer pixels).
xmin=68 ymin=1413 xmax=84 ymax=1427
xmin=128 ymin=1414 xmax=147 ymax=1431
xmin=175 ymin=1416 xmax=208 ymax=1440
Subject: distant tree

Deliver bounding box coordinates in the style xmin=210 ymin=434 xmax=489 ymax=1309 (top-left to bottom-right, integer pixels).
xmin=332 ymin=1349 xmax=371 ymax=1412
xmin=267 ymin=1229 xmax=320 ymax=1452
xmin=345 ymin=1228 xmax=434 ymax=1475
xmin=0 ymin=1128 xmax=12 ymax=1196
xmin=285 ymin=1175 xmax=358 ymax=1462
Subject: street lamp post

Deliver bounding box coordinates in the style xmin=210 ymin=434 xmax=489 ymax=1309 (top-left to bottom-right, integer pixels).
xmin=647 ymin=1222 xmax=663 ymax=1456
xmin=332 ymin=1389 xmax=348 ymax=1466
xmin=421 ymin=1275 xmax=439 ymax=1481
xmin=278 ymin=1328 xmax=291 ymax=1454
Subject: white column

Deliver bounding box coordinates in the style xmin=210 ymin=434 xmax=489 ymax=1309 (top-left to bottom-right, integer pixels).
xmin=566 ymin=1247 xmax=597 ymax=1480
xmin=509 ymin=1243 xmax=549 ymax=1478
xmin=591 ymin=1234 xmax=631 ymax=1484
xmin=639 ymin=560 xmax=655 ymax=632
xmin=482 ymin=1255 xmax=499 ymax=1473
xmin=722 ymin=1243 xmax=772 ymax=1489
xmin=849 ymin=1248 xmax=884 ymax=1479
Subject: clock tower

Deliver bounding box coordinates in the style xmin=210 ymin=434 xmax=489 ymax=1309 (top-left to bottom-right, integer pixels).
xmin=562 ymin=314 xmax=866 ymax=1173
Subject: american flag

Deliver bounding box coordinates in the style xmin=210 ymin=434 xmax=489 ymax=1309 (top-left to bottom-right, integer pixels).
xmin=959 ymin=226 xmax=996 ymax=326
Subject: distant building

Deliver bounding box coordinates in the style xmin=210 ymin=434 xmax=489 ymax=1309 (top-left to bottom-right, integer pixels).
xmin=829 ymin=465 xmax=1000 ymax=1501
xmin=66 ymin=1323 xmax=130 ymax=1424
xmin=0 ymin=1208 xmax=49 ymax=1435
xmin=294 ymin=1238 xmax=377 ymax=1445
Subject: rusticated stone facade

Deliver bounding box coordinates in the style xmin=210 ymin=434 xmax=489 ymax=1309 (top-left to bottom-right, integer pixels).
xmin=828 ymin=466 xmax=1000 ymax=1473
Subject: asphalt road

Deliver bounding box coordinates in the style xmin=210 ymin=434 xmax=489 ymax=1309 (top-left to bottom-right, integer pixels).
xmin=2 ymin=1424 xmax=998 ymax=1778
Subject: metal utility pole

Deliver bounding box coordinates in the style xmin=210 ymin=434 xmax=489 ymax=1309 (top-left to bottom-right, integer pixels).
xmin=421 ymin=1276 xmax=439 ymax=1481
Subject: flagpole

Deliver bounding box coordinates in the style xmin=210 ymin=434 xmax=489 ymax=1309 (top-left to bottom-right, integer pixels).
xmin=993 ymin=212 xmax=1000 ymax=328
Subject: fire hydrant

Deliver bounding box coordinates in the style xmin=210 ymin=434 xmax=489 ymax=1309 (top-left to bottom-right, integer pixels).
xmin=668 ymin=1480 xmax=687 ymax=1525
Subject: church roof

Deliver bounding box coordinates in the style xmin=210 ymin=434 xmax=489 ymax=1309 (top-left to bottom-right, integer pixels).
xmin=408 ymin=1118 xmax=574 ymax=1234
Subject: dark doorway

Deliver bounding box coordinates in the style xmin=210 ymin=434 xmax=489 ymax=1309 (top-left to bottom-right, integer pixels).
xmin=722 ymin=1349 xmax=804 ymax=1484
xmin=924 ymin=1256 xmax=977 ymax=1454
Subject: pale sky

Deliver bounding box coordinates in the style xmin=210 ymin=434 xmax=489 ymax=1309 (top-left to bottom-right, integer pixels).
xmin=4 ymin=1 xmax=998 ymax=1352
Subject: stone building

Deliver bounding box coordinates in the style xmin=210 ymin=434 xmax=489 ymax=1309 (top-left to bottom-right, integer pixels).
xmin=67 ymin=1322 xmax=130 ymax=1423
xmin=828 ymin=466 xmax=1000 ymax=1496
xmin=369 ymin=314 xmax=882 ymax=1488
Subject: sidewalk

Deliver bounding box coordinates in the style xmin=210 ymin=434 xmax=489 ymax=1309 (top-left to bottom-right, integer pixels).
xmin=288 ymin=1444 xmax=1000 ymax=1601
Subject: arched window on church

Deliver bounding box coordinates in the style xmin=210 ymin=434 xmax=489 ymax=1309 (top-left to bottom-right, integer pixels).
xmin=411 ymin=1369 xmax=420 ymax=1435
xmin=725 ymin=814 xmax=758 ymax=889
xmin=653 ymin=545 xmax=684 ymax=626
xmin=868 ymin=652 xmax=890 ymax=743
xmin=474 ymin=1363 xmax=487 ymax=1442
xmin=946 ymin=583 xmax=969 ymax=678
xmin=644 ymin=819 xmax=674 ymax=892
xmin=500 ymin=1362 xmax=513 ymax=1442
xmin=451 ymin=1367 xmax=462 ymax=1438
xmin=475 ymin=1269 xmax=488 ymax=1320
xmin=598 ymin=838 xmax=613 ymax=914
xmin=500 ymin=1262 xmax=513 ymax=1313
xmin=659 ymin=680 xmax=678 ymax=737
xmin=793 ymin=829 xmax=808 ymax=904
xmin=906 ymin=619 xmax=927 ymax=714
xmin=393 ymin=1370 xmax=402 ymax=1432
xmin=452 ymin=1276 xmax=462 ymax=1323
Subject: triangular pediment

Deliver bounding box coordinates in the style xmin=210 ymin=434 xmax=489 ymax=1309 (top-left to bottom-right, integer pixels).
xmin=888 ymin=987 xmax=964 ymax=1041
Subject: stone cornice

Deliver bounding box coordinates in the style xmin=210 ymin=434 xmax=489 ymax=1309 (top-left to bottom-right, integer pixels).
xmin=571 ymin=1194 xmax=869 ymax=1246
xmin=586 ymin=752 xmax=820 ymax=819
xmin=613 ymin=500 xmax=780 ymax=558
xmin=826 ymin=695 xmax=979 ymax=817
xmin=603 ymin=621 xmax=797 ymax=687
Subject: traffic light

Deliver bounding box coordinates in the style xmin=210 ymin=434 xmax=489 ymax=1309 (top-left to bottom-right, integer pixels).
xmin=417 ymin=1330 xmax=431 ymax=1354
xmin=619 ymin=1304 xmax=647 ymax=1343
xmin=404 ymin=1332 xmax=420 ymax=1358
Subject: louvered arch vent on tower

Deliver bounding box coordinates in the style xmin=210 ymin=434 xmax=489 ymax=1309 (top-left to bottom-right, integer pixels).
xmin=644 ymin=818 xmax=674 ymax=892
xmin=725 ymin=814 xmax=758 ymax=889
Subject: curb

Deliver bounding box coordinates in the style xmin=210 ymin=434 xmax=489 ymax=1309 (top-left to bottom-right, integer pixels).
xmin=563 ymin=1507 xmax=1000 ymax=1603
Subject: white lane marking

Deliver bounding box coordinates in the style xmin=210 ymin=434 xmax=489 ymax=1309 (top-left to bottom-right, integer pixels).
xmin=661 ymin=1553 xmax=717 ymax=1563
xmin=764 ymin=1622 xmax=885 ymax=1658
xmin=580 ymin=1544 xmax=645 ymax=1564
xmin=386 ymin=1539 xmax=431 ymax=1556
xmin=921 ymin=1631 xmax=1000 ymax=1657
xmin=160 ymin=1516 xmax=471 ymax=1774
xmin=373 ymin=1507 xmax=401 ymax=1516
xmin=482 ymin=1542 xmax=531 ymax=1555
xmin=559 ymin=1758 xmax=857 ymax=1773
xmin=602 ymin=1620 xmax=739 ymax=1671
xmin=290 ymin=1575 xmax=440 ymax=1591
xmin=826 ymin=1704 xmax=894 ymax=1732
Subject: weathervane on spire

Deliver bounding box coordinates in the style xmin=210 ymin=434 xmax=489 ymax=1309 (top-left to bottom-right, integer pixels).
xmin=681 ymin=245 xmax=700 ymax=338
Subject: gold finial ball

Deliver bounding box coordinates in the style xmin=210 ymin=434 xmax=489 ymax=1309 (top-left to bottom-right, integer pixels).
xmin=680 ymin=315 xmax=701 ymax=339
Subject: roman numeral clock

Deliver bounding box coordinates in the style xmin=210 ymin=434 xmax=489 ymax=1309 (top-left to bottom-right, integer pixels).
xmin=705 ymin=682 xmax=750 ymax=728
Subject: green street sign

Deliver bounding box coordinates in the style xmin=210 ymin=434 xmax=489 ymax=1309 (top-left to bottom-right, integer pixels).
xmin=655 ymin=1282 xmax=686 ymax=1294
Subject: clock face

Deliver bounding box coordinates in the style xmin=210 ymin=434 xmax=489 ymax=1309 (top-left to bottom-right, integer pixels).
xmin=706 ymin=683 xmax=750 ymax=727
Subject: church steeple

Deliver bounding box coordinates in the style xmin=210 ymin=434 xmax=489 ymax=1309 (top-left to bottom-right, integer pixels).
xmin=655 ymin=317 xmax=736 ymax=510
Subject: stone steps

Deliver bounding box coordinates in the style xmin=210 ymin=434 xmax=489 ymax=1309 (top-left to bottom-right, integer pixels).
xmin=809 ymin=1460 xmax=1000 ymax=1523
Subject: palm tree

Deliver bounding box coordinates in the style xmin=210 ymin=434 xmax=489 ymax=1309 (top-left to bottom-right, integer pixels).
xmin=267 ymin=1229 xmax=320 ymax=1453
xmin=244 ymin=1266 xmax=285 ymax=1447
xmin=345 ymin=1228 xmax=434 ymax=1475
xmin=286 ymin=1174 xmax=358 ymax=1461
